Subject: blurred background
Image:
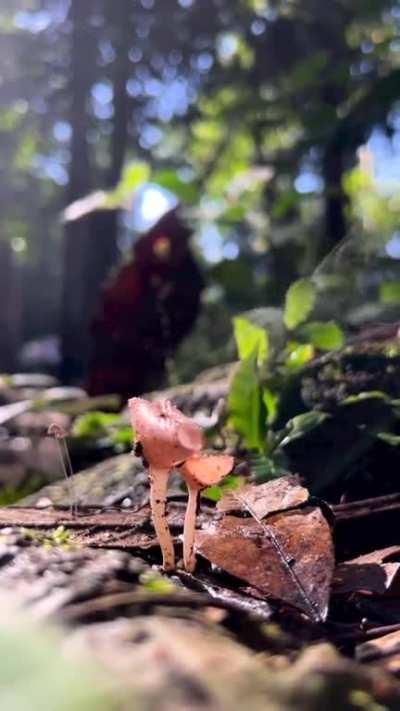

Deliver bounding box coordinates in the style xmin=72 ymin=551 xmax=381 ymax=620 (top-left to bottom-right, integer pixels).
xmin=1 ymin=0 xmax=400 ymax=395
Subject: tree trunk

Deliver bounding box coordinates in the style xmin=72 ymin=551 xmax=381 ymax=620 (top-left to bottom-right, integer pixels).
xmin=321 ymin=139 xmax=348 ymax=261
xmin=107 ymin=0 xmax=131 ymax=189
xmin=0 ymin=242 xmax=21 ymax=371
xmin=88 ymin=0 xmax=133 ymax=320
xmin=60 ymin=0 xmax=95 ymax=382
xmin=83 ymin=1 xmax=133 ymax=370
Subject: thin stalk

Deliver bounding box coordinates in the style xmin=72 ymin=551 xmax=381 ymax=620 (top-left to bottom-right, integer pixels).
xmin=183 ymin=485 xmax=199 ymax=572
xmin=48 ymin=424 xmax=77 ymax=517
xmin=149 ymin=467 xmax=175 ymax=571
xmin=55 ymin=437 xmax=77 ymax=516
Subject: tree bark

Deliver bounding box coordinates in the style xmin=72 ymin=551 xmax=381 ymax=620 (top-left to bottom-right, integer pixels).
xmin=320 ymin=138 xmax=348 ymax=261
xmin=60 ymin=2 xmax=133 ymax=383
xmin=107 ymin=0 xmax=131 ymax=189
xmin=60 ymin=0 xmax=95 ymax=382
xmin=85 ymin=0 xmax=133 ymax=336
xmin=88 ymin=0 xmax=133 ymax=309
xmin=0 ymin=241 xmax=21 ymax=371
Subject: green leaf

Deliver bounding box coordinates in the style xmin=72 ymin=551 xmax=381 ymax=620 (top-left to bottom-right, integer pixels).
xmin=201 ymin=485 xmax=222 ymax=502
xmin=380 ymin=281 xmax=400 ymax=305
xmin=263 ymin=388 xmax=279 ymax=425
xmin=72 ymin=411 xmax=122 ymax=439
xmin=285 ymin=342 xmax=314 ymax=369
xmin=302 ymin=321 xmax=344 ymax=351
xmin=248 ymin=451 xmax=289 ymax=482
xmin=139 ymin=571 xmax=176 ymax=594
xmin=376 ymin=432 xmax=400 ymax=446
xmin=120 ymin=162 xmax=151 ymax=191
xmin=104 ymin=161 xmax=150 ymax=208
xmin=341 ymin=391 xmax=389 ymax=405
xmin=153 ymin=170 xmax=198 ymax=204
xmin=72 ymin=411 xmax=132 ymax=451
xmin=228 ymin=356 xmax=265 ymax=451
xmin=338 ymin=391 xmax=395 ymax=430
xmin=280 ymin=411 xmax=330 ymax=447
xmin=111 ymin=427 xmax=134 ymax=448
xmin=233 ymin=317 xmax=269 ymax=366
xmin=202 ymin=474 xmax=244 ymax=502
xmin=219 ymin=204 xmax=247 ymax=223
xmin=283 ymin=279 xmax=316 ymax=330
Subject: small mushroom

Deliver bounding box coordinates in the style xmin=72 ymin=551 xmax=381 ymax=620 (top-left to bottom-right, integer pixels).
xmin=129 ymin=397 xmax=203 ymax=571
xmin=129 ymin=397 xmax=234 ymax=572
xmin=179 ymin=453 xmax=234 ymax=572
xmin=47 ymin=423 xmax=77 ymax=516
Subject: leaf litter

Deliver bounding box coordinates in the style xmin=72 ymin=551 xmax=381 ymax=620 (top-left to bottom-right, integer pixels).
xmin=217 ymin=475 xmax=309 ymax=517
xmin=334 ymin=546 xmax=400 ymax=596
xmin=1 ymin=451 xmax=400 ymax=703
xmin=196 ymin=504 xmax=334 ymax=622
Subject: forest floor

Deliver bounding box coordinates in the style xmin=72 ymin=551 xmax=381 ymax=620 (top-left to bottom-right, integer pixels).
xmin=1 ymin=369 xmax=400 ymax=710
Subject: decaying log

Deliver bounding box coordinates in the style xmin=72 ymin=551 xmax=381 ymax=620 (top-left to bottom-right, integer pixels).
xmin=0 ymin=526 xmax=398 ymax=710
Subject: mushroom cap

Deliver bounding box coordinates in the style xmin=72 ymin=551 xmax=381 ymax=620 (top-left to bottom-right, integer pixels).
xmin=129 ymin=397 xmax=204 ymax=469
xmin=180 ymin=453 xmax=234 ymax=490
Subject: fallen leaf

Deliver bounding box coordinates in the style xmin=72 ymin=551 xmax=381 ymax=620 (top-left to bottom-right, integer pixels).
xmin=357 ymin=630 xmax=400 ymax=675
xmin=0 ymin=399 xmax=33 ymax=426
xmin=333 ymin=546 xmax=400 ymax=596
xmin=217 ymin=475 xmax=308 ymax=518
xmin=346 ymin=547 xmax=400 ymax=565
xmin=195 ymin=506 xmax=334 ymax=622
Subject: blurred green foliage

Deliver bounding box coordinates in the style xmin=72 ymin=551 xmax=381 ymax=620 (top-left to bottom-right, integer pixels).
xmin=0 ymin=475 xmax=44 ymax=507
xmin=283 ymin=280 xmax=317 ymax=330
xmin=72 ymin=411 xmax=132 ymax=451
xmin=301 ymin=322 xmax=344 ymax=351
xmin=1 ymin=0 xmax=400 ymax=376
xmin=234 ymin=316 xmax=269 ymax=366
xmin=224 ymin=287 xmax=400 ymax=498
xmin=228 ymin=279 xmax=342 ymax=451
xmin=0 ymin=612 xmax=116 ymax=711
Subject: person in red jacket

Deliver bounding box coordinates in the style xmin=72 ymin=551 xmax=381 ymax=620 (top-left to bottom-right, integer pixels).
xmin=87 ymin=208 xmax=204 ymax=399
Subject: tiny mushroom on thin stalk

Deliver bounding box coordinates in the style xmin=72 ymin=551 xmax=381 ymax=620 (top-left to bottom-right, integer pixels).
xmin=47 ymin=422 xmax=77 ymax=516
xmin=129 ymin=397 xmax=234 ymax=572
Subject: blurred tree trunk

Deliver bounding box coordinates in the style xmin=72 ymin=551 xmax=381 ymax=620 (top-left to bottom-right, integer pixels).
xmin=321 ymin=139 xmax=348 ymax=260
xmin=0 ymin=242 xmax=21 ymax=371
xmin=107 ymin=0 xmax=131 ymax=189
xmin=61 ymin=0 xmax=137 ymax=384
xmin=60 ymin=0 xmax=95 ymax=382
xmin=60 ymin=1 xmax=133 ymax=383
xmin=85 ymin=0 xmax=133 ymax=338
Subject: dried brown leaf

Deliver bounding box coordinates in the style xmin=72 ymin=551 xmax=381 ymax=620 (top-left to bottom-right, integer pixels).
xmin=217 ymin=475 xmax=309 ymax=518
xmin=334 ymin=546 xmax=400 ymax=596
xmin=195 ymin=506 xmax=334 ymax=621
xmin=357 ymin=629 xmax=400 ymax=675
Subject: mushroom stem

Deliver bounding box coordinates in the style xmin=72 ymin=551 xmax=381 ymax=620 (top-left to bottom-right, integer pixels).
xmin=48 ymin=424 xmax=77 ymax=517
xmin=59 ymin=437 xmax=78 ymax=516
xmin=149 ymin=466 xmax=175 ymax=571
xmin=183 ymin=485 xmax=199 ymax=572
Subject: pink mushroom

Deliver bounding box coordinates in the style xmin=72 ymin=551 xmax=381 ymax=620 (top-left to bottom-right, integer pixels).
xmin=179 ymin=453 xmax=234 ymax=572
xmin=129 ymin=397 xmax=203 ymax=571
xmin=129 ymin=397 xmax=233 ymax=572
